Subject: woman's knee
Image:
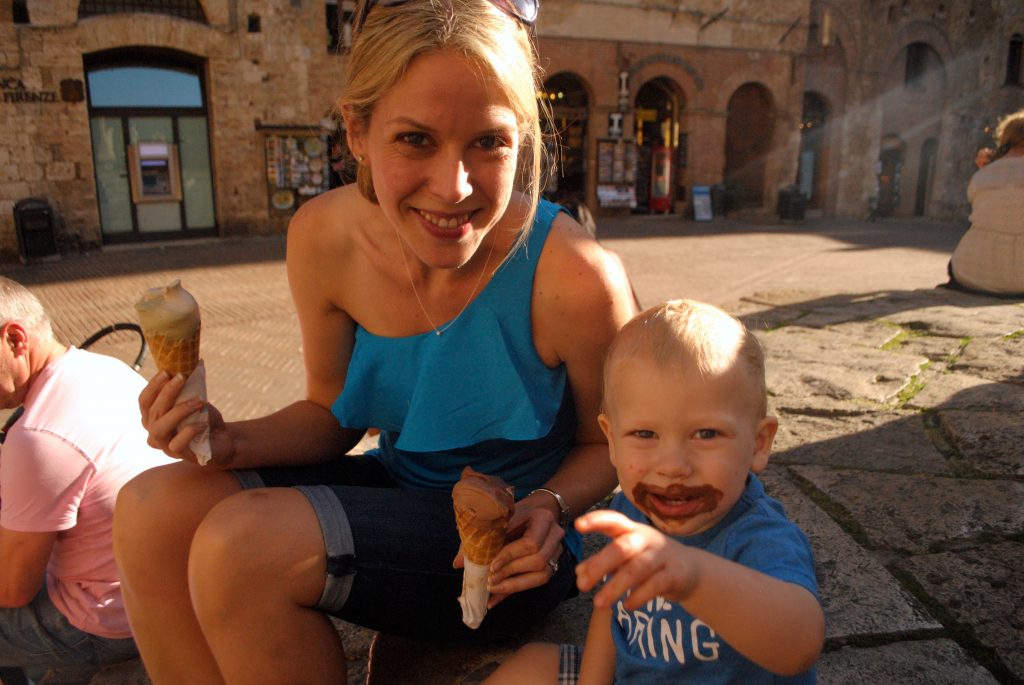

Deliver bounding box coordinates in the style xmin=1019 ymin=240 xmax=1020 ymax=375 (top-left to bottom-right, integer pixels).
xmin=188 ymin=488 xmax=326 ymax=610
xmin=114 ymin=462 xmax=241 ymax=560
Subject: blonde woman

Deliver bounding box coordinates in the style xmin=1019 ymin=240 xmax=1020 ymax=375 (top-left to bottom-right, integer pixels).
xmin=948 ymin=107 xmax=1024 ymax=296
xmin=113 ymin=1 xmax=636 ymax=683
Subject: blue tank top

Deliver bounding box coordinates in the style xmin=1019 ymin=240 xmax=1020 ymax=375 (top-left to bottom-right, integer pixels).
xmin=332 ymin=200 xmax=576 ymax=501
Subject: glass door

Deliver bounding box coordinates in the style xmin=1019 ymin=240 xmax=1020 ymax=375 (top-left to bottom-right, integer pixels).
xmin=85 ymin=53 xmax=216 ymax=242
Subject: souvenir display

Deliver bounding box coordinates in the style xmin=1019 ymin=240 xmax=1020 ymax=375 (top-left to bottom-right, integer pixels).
xmin=264 ymin=133 xmax=330 ymax=212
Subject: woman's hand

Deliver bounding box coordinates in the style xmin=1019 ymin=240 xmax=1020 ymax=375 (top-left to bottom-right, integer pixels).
xmin=139 ymin=371 xmax=232 ymax=465
xmin=453 ymin=496 xmax=565 ymax=608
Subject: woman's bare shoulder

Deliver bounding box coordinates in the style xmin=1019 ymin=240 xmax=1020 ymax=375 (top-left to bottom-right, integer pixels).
xmin=287 ymin=186 xmax=385 ymax=269
xmin=540 ymin=210 xmax=630 ymax=290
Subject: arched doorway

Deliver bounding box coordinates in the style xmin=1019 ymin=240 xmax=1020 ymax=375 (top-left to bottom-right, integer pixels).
xmin=915 ymin=137 xmax=938 ymax=216
xmin=634 ymin=78 xmax=683 ymax=214
xmin=878 ymin=41 xmax=945 ymax=216
xmin=85 ymin=49 xmax=216 ymax=243
xmin=725 ymin=83 xmax=774 ymax=207
xmin=541 ymin=72 xmax=589 ymax=204
xmin=876 ymin=135 xmax=905 ymax=217
xmin=798 ymin=92 xmax=830 ymax=210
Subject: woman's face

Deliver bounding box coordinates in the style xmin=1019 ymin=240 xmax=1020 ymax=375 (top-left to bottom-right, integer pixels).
xmin=351 ymin=50 xmax=521 ymax=270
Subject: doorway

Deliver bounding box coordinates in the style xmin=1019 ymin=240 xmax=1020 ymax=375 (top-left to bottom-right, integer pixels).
xmin=725 ymin=83 xmax=774 ymax=207
xmin=85 ymin=50 xmax=216 ymax=243
xmin=634 ymin=78 xmax=682 ymax=214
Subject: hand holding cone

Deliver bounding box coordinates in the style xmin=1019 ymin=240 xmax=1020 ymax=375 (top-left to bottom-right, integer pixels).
xmin=135 ymin=280 xmax=212 ymax=464
xmin=452 ymin=466 xmax=514 ymax=629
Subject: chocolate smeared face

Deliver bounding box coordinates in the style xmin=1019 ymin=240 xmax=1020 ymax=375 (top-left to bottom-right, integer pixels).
xmin=599 ymin=353 xmax=777 ymax=538
xmin=632 ymin=482 xmax=723 ymax=525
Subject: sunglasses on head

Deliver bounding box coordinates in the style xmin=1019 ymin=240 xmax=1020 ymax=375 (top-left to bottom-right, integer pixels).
xmin=353 ymin=0 xmax=539 ymax=36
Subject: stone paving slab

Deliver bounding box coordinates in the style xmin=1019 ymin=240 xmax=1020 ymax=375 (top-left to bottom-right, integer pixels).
xmin=4 ymin=223 xmax=1021 ymax=684
xmin=764 ymin=345 xmax=926 ymax=405
xmin=772 ymin=410 xmax=953 ymax=474
xmin=937 ymin=409 xmax=1024 ymax=477
xmin=882 ymin=301 xmax=1024 ymax=340
xmin=911 ymin=370 xmax=1024 ymax=412
xmin=791 ymin=466 xmax=1024 ymax=555
xmin=952 ymin=334 xmax=1024 ymax=385
xmin=816 ymin=639 xmax=1001 ymax=684
xmin=895 ymin=542 xmax=1024 ymax=683
xmin=760 ymin=471 xmax=940 ymax=641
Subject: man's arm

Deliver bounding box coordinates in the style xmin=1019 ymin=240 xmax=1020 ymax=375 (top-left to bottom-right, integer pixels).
xmin=0 ymin=527 xmax=57 ymax=607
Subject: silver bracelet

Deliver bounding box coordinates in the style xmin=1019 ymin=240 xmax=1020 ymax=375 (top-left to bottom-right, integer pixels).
xmin=529 ymin=487 xmax=570 ymax=530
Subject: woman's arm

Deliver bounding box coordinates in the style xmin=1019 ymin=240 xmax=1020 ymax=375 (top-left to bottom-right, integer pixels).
xmin=489 ymin=212 xmax=637 ymax=593
xmin=141 ymin=195 xmax=367 ymax=469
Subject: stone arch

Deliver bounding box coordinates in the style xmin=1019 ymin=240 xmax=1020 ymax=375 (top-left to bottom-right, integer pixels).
xmin=77 ymin=13 xmax=226 ymax=58
xmin=724 ymin=82 xmax=775 ymax=207
xmin=627 ymin=57 xmax=702 ymax=112
xmin=877 ymin=21 xmax=954 ymax=83
xmin=541 ymin=71 xmax=592 ymax=200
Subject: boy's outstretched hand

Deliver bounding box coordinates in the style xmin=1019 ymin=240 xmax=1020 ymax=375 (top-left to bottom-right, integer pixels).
xmin=575 ymin=510 xmax=699 ymax=611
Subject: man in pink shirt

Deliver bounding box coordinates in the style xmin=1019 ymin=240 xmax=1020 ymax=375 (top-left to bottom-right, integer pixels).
xmin=0 ymin=277 xmax=173 ymax=682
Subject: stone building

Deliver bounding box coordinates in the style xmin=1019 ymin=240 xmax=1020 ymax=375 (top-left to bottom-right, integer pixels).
xmin=0 ymin=0 xmax=1019 ymax=260
xmin=802 ymin=0 xmax=1024 ymax=220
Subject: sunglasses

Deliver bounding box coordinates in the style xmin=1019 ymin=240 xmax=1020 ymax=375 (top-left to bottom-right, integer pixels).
xmin=353 ymin=0 xmax=539 ymax=36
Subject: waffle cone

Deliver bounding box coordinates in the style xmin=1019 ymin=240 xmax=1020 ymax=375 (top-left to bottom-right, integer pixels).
xmin=455 ymin=507 xmax=507 ymax=565
xmin=145 ymin=329 xmax=201 ymax=377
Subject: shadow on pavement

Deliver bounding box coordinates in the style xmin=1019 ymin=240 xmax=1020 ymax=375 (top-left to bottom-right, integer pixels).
xmin=596 ymin=215 xmax=967 ymax=255
xmin=0 ymin=236 xmax=286 ymax=286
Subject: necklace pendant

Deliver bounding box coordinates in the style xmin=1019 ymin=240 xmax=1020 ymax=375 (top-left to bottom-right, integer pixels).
xmin=435 ymin=330 xmax=442 ymax=336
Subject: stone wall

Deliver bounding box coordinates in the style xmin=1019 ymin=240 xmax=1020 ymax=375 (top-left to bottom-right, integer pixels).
xmin=0 ymin=0 xmax=349 ymax=258
xmin=15 ymin=1 xmax=1013 ymax=255
xmin=806 ymin=0 xmax=1024 ymax=220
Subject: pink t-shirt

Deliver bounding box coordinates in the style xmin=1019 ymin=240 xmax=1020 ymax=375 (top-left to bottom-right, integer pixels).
xmin=0 ymin=347 xmax=174 ymax=639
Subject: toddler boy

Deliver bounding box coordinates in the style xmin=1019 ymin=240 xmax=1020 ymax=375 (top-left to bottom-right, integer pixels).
xmin=485 ymin=299 xmax=823 ymax=684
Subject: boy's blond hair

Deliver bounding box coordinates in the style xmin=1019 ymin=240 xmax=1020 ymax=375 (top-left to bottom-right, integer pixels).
xmin=604 ymin=299 xmax=768 ymax=416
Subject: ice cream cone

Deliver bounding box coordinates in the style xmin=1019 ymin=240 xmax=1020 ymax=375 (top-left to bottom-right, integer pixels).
xmin=145 ymin=329 xmax=201 ymax=378
xmin=135 ymin=280 xmax=201 ymax=378
xmin=135 ymin=280 xmax=212 ymax=464
xmin=455 ymin=507 xmax=507 ymax=566
xmin=452 ymin=466 xmax=515 ymax=629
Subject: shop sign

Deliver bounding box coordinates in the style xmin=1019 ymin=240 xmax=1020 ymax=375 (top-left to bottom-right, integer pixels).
xmin=2 ymin=77 xmax=58 ymax=103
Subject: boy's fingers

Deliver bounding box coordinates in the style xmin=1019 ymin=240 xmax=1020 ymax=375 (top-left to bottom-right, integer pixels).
xmin=575 ymin=509 xmax=636 ymax=537
xmin=575 ymin=528 xmax=649 ymax=593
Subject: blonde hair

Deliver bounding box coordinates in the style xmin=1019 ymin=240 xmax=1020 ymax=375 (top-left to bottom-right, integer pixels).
xmin=339 ymin=0 xmax=549 ymax=239
xmin=995 ymin=107 xmax=1024 ymax=151
xmin=604 ymin=299 xmax=768 ymax=417
xmin=0 ymin=277 xmax=53 ymax=342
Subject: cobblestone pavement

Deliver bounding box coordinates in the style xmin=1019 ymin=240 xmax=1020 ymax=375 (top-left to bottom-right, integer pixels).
xmin=1 ymin=214 xmax=1021 ymax=685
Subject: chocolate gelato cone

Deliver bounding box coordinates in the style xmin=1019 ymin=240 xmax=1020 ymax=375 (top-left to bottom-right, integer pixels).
xmin=452 ymin=466 xmax=514 ymax=629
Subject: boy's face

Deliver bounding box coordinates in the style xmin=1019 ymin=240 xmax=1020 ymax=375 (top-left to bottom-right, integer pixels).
xmin=599 ymin=354 xmax=778 ymax=537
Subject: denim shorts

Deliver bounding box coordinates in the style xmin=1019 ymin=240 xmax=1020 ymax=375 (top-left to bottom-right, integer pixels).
xmin=0 ymin=588 xmax=137 ymax=670
xmin=235 ymin=454 xmax=577 ymax=644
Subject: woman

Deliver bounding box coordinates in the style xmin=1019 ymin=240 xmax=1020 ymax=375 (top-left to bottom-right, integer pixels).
xmin=947 ymin=107 xmax=1024 ymax=296
xmin=113 ymin=1 xmax=636 ymax=683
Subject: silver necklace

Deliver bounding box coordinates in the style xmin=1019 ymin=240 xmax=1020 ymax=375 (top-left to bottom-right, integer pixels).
xmin=394 ymin=227 xmax=497 ymax=336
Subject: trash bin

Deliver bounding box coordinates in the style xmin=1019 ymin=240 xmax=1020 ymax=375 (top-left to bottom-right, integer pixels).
xmin=13 ymin=198 xmax=58 ymax=264
xmin=710 ymin=184 xmax=726 ymax=217
xmin=777 ymin=187 xmax=805 ymax=221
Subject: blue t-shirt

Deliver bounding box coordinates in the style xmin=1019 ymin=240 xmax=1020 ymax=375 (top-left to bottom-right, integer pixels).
xmin=332 ymin=200 xmax=583 ymax=558
xmin=606 ymin=474 xmax=819 ymax=684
